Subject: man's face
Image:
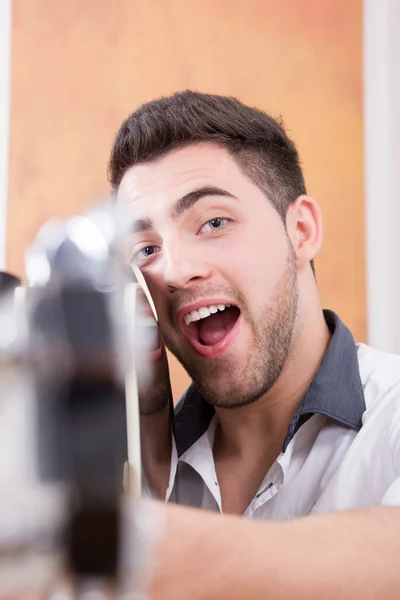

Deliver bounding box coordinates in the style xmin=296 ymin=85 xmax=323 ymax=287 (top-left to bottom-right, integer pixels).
xmin=118 ymin=143 xmax=298 ymax=408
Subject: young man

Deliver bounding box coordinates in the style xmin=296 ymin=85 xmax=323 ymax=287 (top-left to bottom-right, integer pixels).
xmin=110 ymin=91 xmax=400 ymax=597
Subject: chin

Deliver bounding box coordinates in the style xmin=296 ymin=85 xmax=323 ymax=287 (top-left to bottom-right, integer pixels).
xmin=194 ymin=378 xmax=245 ymax=408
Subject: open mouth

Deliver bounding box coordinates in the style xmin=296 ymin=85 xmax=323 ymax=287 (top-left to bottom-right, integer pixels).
xmin=182 ymin=303 xmax=241 ymax=357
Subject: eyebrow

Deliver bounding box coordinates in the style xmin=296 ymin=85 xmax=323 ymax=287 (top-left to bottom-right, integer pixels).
xmin=131 ymin=216 xmax=154 ymax=234
xmin=131 ymin=186 xmax=237 ymax=234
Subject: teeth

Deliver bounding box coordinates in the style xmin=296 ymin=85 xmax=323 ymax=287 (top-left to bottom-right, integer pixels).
xmin=183 ymin=303 xmax=231 ymax=326
xmin=191 ymin=310 xmax=201 ymax=322
xmin=198 ymin=306 xmax=211 ymax=319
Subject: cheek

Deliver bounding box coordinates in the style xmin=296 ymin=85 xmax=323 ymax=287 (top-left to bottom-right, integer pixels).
xmin=230 ymin=240 xmax=289 ymax=305
xmin=229 ymin=238 xmax=283 ymax=280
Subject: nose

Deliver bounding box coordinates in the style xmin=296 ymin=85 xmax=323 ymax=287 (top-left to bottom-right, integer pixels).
xmin=161 ymin=238 xmax=211 ymax=292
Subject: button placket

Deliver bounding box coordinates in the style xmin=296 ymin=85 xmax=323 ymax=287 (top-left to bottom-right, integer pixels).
xmin=245 ymin=462 xmax=285 ymax=516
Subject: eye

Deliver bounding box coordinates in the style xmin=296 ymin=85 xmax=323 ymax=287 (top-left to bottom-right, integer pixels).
xmin=142 ymin=246 xmax=157 ymax=257
xmin=200 ymin=217 xmax=228 ymax=233
xmin=132 ymin=245 xmax=160 ymax=265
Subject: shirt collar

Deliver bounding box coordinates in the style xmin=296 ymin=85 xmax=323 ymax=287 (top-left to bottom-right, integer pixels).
xmin=282 ymin=310 xmax=365 ymax=450
xmin=174 ymin=310 xmax=366 ymax=457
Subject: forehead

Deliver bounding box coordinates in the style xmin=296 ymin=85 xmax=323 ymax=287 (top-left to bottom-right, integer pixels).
xmin=117 ymin=143 xmax=251 ymax=206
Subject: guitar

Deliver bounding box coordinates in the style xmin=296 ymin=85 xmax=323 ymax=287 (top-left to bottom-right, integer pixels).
xmin=0 ymin=206 xmax=175 ymax=594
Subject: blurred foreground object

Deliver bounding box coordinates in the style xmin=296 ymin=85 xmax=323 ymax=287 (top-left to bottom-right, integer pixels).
xmin=0 ymin=205 xmax=174 ymax=595
xmin=0 ymin=272 xmax=21 ymax=294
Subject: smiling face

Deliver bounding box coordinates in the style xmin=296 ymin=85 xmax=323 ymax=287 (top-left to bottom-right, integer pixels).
xmin=118 ymin=142 xmax=300 ymax=408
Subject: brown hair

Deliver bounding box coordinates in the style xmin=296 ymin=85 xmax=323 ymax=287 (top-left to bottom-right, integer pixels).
xmin=108 ymin=91 xmax=314 ymax=273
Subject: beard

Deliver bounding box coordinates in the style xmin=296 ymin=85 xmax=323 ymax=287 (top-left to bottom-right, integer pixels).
xmin=161 ymin=247 xmax=299 ymax=409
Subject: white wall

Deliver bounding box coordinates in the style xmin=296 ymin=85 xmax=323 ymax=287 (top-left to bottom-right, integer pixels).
xmin=0 ymin=0 xmax=12 ymax=271
xmin=364 ymin=0 xmax=400 ymax=353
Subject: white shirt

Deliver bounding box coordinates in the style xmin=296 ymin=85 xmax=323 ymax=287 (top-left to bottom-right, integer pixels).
xmin=166 ymin=312 xmax=400 ymax=518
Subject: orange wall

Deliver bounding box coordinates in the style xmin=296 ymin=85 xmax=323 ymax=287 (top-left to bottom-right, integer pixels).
xmin=7 ymin=0 xmax=364 ymax=401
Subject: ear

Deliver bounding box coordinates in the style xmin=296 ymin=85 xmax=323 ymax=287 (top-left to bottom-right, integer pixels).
xmin=285 ymin=195 xmax=323 ymax=269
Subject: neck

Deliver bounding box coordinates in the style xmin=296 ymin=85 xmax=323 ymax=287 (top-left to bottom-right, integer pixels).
xmin=214 ymin=306 xmax=331 ymax=460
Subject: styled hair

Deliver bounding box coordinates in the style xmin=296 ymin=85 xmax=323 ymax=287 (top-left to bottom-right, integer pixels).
xmin=108 ymin=90 xmax=307 ymax=222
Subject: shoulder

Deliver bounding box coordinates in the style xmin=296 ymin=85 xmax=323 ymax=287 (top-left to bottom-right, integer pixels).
xmin=357 ymin=344 xmax=400 ymax=435
xmin=357 ymin=343 xmax=400 ymax=395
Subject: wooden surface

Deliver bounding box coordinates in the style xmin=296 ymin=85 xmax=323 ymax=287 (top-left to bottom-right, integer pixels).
xmin=8 ymin=0 xmax=364 ymax=402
